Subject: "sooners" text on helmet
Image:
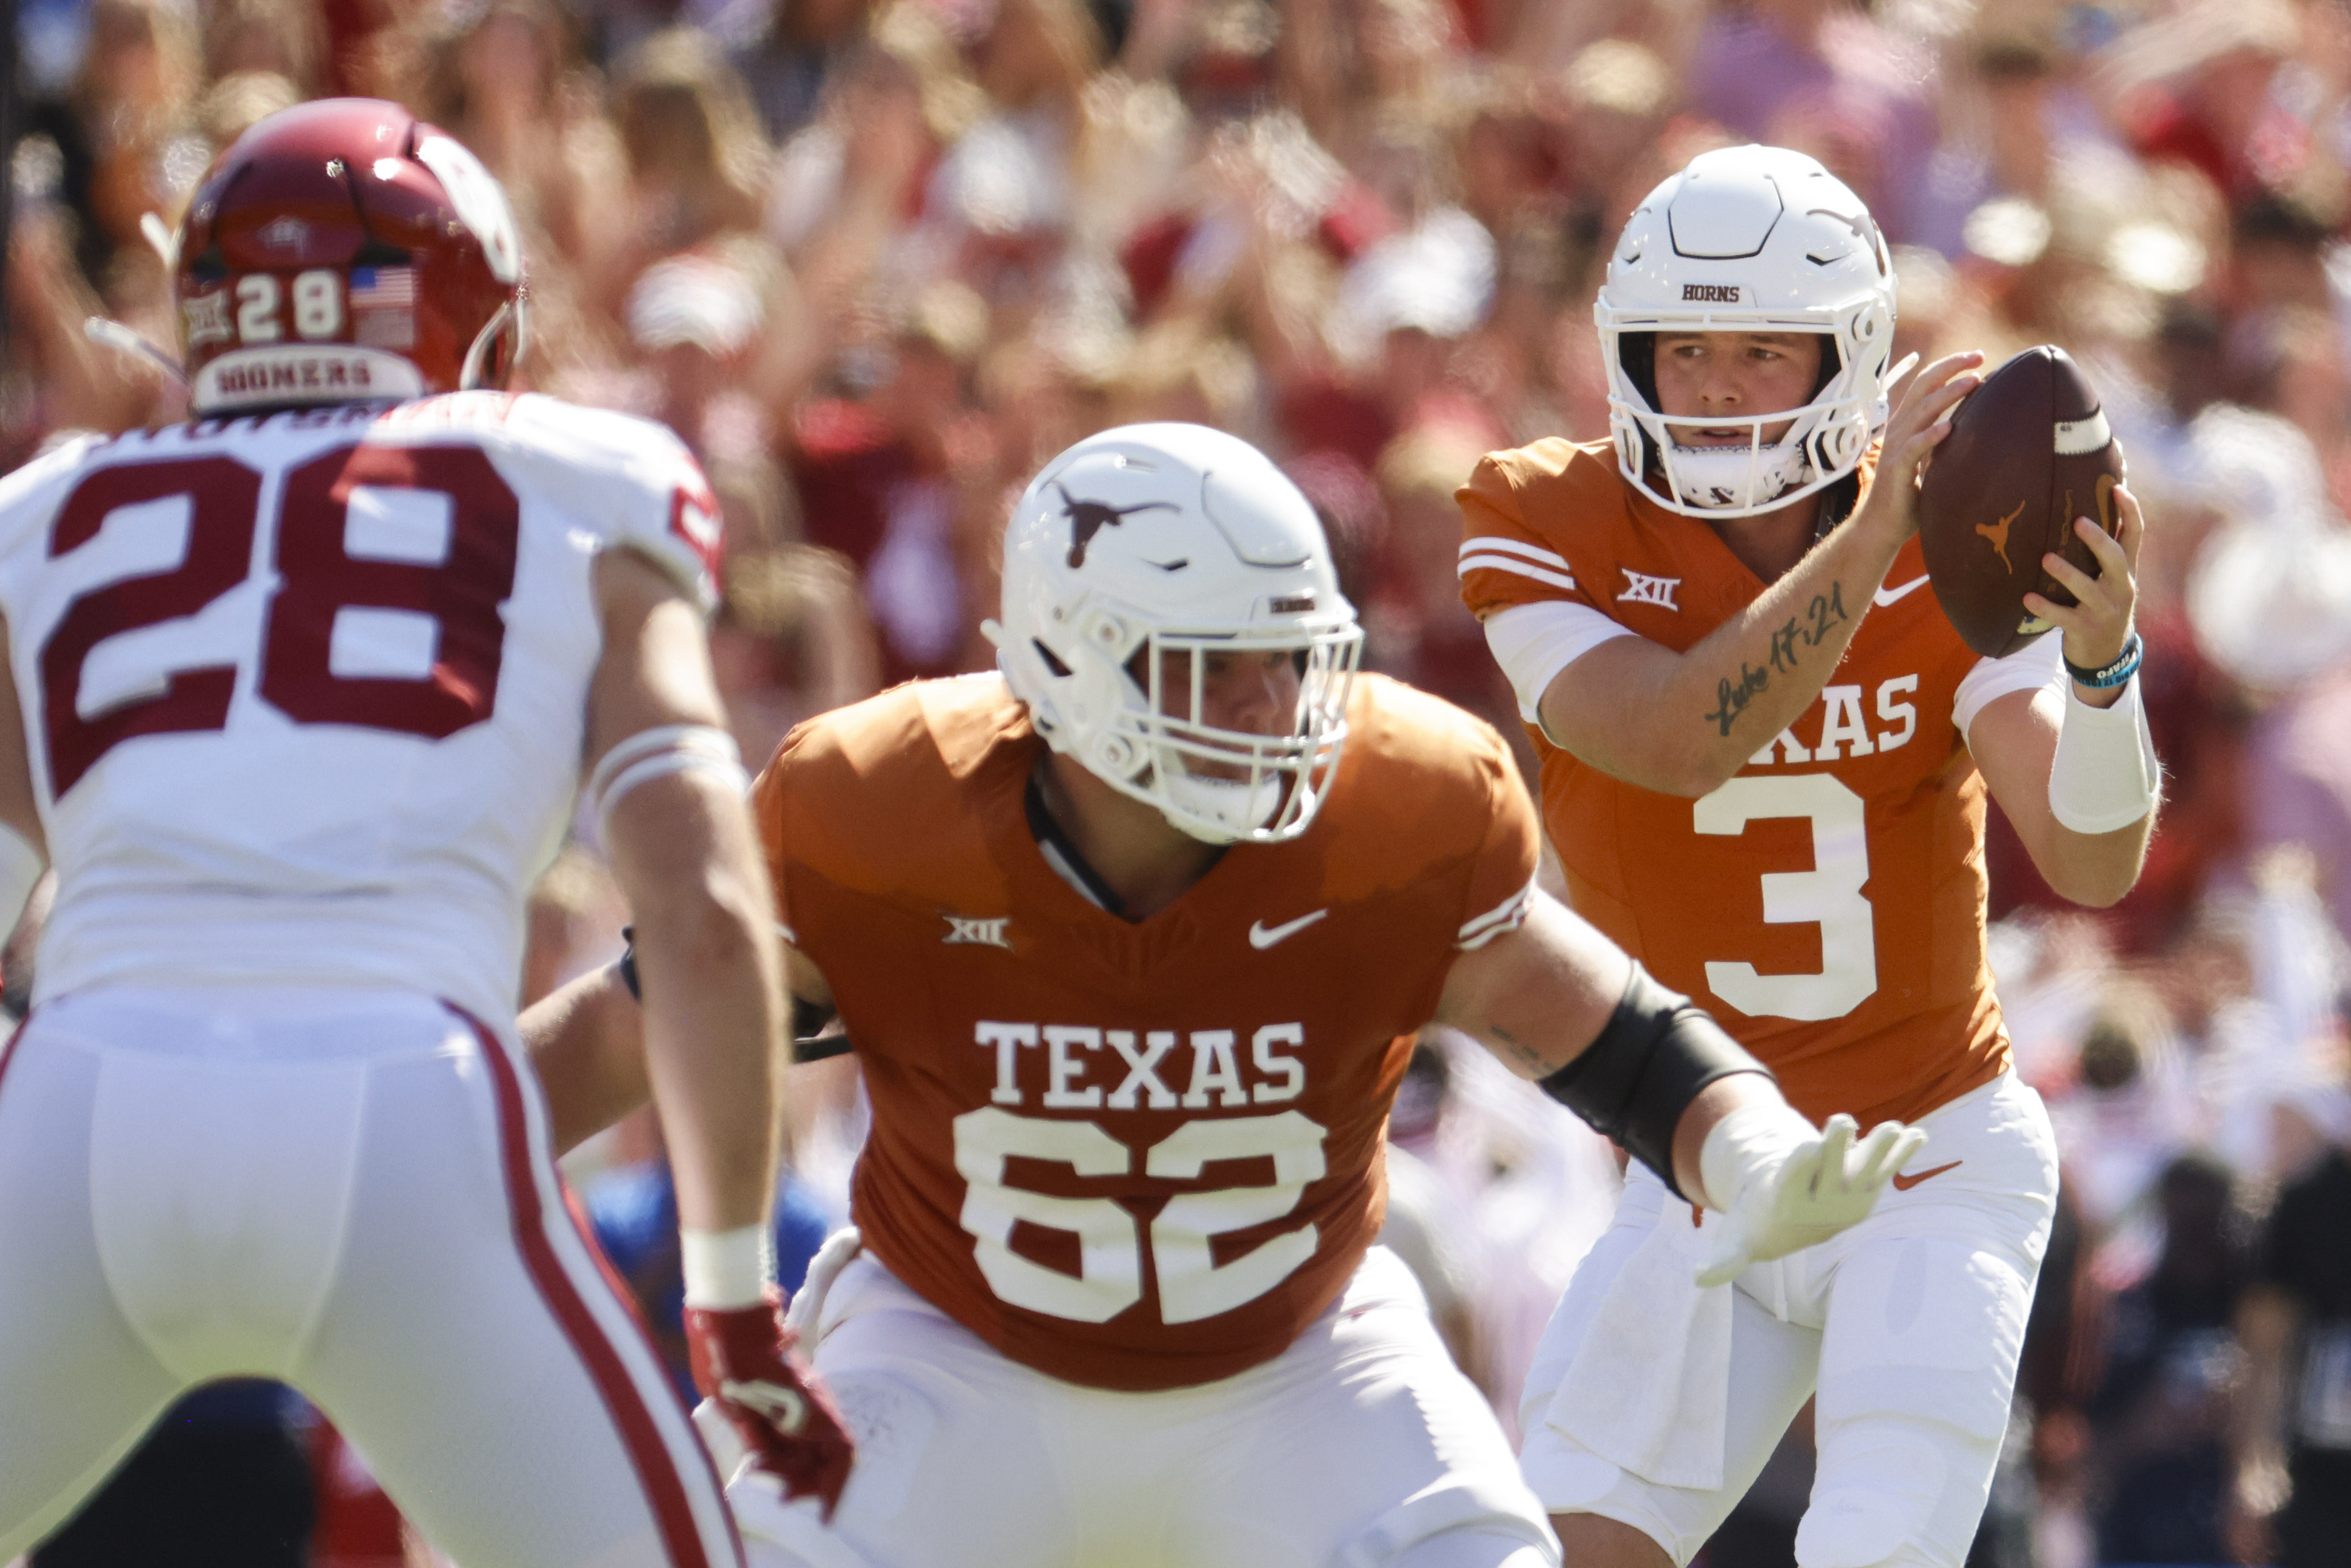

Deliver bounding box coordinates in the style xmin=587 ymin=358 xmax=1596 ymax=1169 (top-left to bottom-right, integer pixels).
xmin=175 ymin=98 xmax=525 ymax=414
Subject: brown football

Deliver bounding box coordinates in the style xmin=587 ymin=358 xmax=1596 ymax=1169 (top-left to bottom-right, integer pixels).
xmin=1915 ymin=344 xmax=2125 ymax=659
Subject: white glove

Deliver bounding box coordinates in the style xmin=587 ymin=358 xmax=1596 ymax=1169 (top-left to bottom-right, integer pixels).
xmin=1694 ymin=1103 xmax=1927 ymax=1288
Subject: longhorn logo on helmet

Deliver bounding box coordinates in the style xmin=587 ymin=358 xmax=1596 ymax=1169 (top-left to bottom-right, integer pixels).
xmin=1052 ymin=481 xmax=1178 ymax=569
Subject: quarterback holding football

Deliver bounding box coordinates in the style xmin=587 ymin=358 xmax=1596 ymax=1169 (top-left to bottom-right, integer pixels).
xmin=1458 ymin=143 xmax=2162 ymax=1568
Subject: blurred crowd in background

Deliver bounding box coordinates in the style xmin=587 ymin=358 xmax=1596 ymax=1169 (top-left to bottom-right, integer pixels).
xmin=6 ymin=0 xmax=2351 ymax=1564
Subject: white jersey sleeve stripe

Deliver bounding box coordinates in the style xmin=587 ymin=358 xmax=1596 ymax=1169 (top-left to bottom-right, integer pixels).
xmin=1457 ymin=882 xmax=1537 ymax=950
xmin=1458 ymin=536 xmax=1572 ymax=571
xmin=1458 ymin=554 xmax=1578 ymax=593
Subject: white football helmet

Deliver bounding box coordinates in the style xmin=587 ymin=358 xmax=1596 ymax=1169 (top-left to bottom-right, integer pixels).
xmin=986 ymin=423 xmax=1363 ymax=845
xmin=1597 ymin=144 xmax=1900 ymax=517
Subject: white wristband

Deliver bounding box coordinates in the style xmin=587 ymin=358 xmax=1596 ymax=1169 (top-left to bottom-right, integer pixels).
xmin=2049 ymin=674 xmax=2159 ymax=835
xmin=0 ymin=822 xmax=45 ymax=938
xmin=1697 ymin=1099 xmax=1816 ymax=1214
xmin=680 ymin=1224 xmax=775 ymax=1310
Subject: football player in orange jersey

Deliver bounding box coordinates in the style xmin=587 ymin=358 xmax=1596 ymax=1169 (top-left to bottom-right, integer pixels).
xmin=1458 ymin=145 xmax=2162 ymax=1568
xmin=524 ymin=421 xmax=1929 ymax=1568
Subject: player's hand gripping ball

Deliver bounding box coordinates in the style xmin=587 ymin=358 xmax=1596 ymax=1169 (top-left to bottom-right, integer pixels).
xmin=1915 ymin=345 xmax=2127 ymax=658
xmin=685 ymin=1297 xmax=856 ymax=1518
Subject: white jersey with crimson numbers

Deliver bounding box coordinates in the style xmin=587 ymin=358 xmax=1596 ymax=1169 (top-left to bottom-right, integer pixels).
xmin=0 ymin=391 xmax=720 ymax=1023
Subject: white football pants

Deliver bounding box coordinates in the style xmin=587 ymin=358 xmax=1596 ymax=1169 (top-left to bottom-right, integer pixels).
xmin=1518 ymin=1073 xmax=2059 ymax=1568
xmin=0 ymin=986 xmax=740 ymax=1568
xmin=716 ymin=1239 xmax=1559 ymax=1568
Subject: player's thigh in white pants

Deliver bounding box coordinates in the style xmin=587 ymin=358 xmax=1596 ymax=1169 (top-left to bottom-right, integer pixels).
xmin=0 ymin=988 xmax=739 ymax=1568
xmin=1517 ymin=1073 xmax=2058 ymax=1568
xmin=724 ymin=1241 xmax=1559 ymax=1568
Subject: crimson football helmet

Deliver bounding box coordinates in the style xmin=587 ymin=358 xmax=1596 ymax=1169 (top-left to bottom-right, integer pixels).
xmin=175 ymin=98 xmax=525 ymax=414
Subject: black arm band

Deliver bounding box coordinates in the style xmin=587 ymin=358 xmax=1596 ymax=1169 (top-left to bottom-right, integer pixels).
xmin=1537 ymin=963 xmax=1774 ymax=1200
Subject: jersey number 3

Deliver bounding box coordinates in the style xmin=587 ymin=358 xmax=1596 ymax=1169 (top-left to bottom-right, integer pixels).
xmin=1694 ymin=774 xmax=1878 ymax=1020
xmin=40 ymin=445 xmax=518 ymax=797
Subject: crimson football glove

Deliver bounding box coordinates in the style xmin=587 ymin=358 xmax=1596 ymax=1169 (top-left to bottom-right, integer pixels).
xmin=684 ymin=1295 xmax=855 ymax=1519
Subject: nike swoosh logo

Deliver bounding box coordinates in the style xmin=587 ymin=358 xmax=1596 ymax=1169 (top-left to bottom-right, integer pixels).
xmin=1248 ymin=909 xmax=1329 ymax=949
xmin=1891 ymin=1159 xmax=1962 ymax=1191
xmin=1874 ymin=575 xmax=1931 ymax=607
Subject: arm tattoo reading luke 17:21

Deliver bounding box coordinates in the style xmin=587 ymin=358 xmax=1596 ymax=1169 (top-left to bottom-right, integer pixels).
xmin=1702 ymin=582 xmax=1850 ymax=737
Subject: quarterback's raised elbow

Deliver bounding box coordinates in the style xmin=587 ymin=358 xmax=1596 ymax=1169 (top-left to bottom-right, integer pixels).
xmin=2048 ymin=864 xmax=2141 ymax=910
xmin=1672 ymin=751 xmax=1754 ymax=799
xmin=2038 ymin=833 xmax=2152 ymax=909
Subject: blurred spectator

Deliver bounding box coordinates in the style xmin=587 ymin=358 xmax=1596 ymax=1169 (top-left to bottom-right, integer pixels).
xmin=602 ymin=26 xmax=773 ymax=308
xmin=1368 ymin=420 xmax=1515 ymax=734
xmin=389 ymin=0 xmax=624 ymax=277
xmin=710 ymin=543 xmax=883 ymax=769
xmin=203 ymin=0 xmax=325 ymax=99
xmin=2230 ymin=1098 xmax=2351 ymax=1567
xmin=731 ymin=0 xmax=875 ymax=144
xmin=2243 ymin=669 xmax=2351 ymax=950
xmin=2083 ymin=1154 xmax=2250 ymax=1565
xmin=785 ymin=292 xmax=995 ymax=682
xmin=1687 ymin=0 xmax=1938 ymax=242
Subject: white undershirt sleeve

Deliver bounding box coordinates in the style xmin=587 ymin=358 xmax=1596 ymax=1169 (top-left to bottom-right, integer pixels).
xmin=1480 ymin=600 xmax=1638 ymax=740
xmin=1954 ymin=635 xmax=2066 ymax=746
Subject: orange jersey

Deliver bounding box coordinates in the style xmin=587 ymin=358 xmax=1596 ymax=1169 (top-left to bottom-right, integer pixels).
xmin=1458 ymin=438 xmax=2008 ymax=1130
xmin=752 ymin=672 xmax=1538 ymax=1391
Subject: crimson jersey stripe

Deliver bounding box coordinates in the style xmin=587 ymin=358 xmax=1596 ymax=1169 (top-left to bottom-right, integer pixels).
xmin=452 ymin=1003 xmax=740 ymax=1568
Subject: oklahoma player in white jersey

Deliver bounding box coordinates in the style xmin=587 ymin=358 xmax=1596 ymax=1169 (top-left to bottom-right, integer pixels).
xmin=0 ymin=100 xmax=848 ymax=1565
xmin=1459 ymin=146 xmax=2162 ymax=1568
xmin=524 ymin=421 xmax=1929 ymax=1568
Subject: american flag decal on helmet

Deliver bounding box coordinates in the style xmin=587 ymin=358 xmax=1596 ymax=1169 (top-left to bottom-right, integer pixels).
xmin=351 ymin=267 xmax=417 ymax=310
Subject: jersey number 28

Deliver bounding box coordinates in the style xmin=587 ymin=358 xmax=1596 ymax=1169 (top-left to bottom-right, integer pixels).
xmin=40 ymin=445 xmax=518 ymax=797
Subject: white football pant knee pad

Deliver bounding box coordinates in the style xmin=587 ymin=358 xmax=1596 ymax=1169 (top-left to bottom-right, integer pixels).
xmin=1795 ymin=1409 xmax=2001 ymax=1568
xmin=1802 ymin=1227 xmax=2038 ymax=1568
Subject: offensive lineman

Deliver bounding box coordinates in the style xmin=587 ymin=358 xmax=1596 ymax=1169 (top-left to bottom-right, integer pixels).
xmin=1458 ymin=145 xmax=2162 ymax=1568
xmin=0 ymin=100 xmax=848 ymax=1564
xmin=525 ymin=420 xmax=1926 ymax=1568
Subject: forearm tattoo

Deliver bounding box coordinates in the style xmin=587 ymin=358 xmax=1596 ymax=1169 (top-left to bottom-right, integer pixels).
xmin=1704 ymin=582 xmax=1850 ymax=736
